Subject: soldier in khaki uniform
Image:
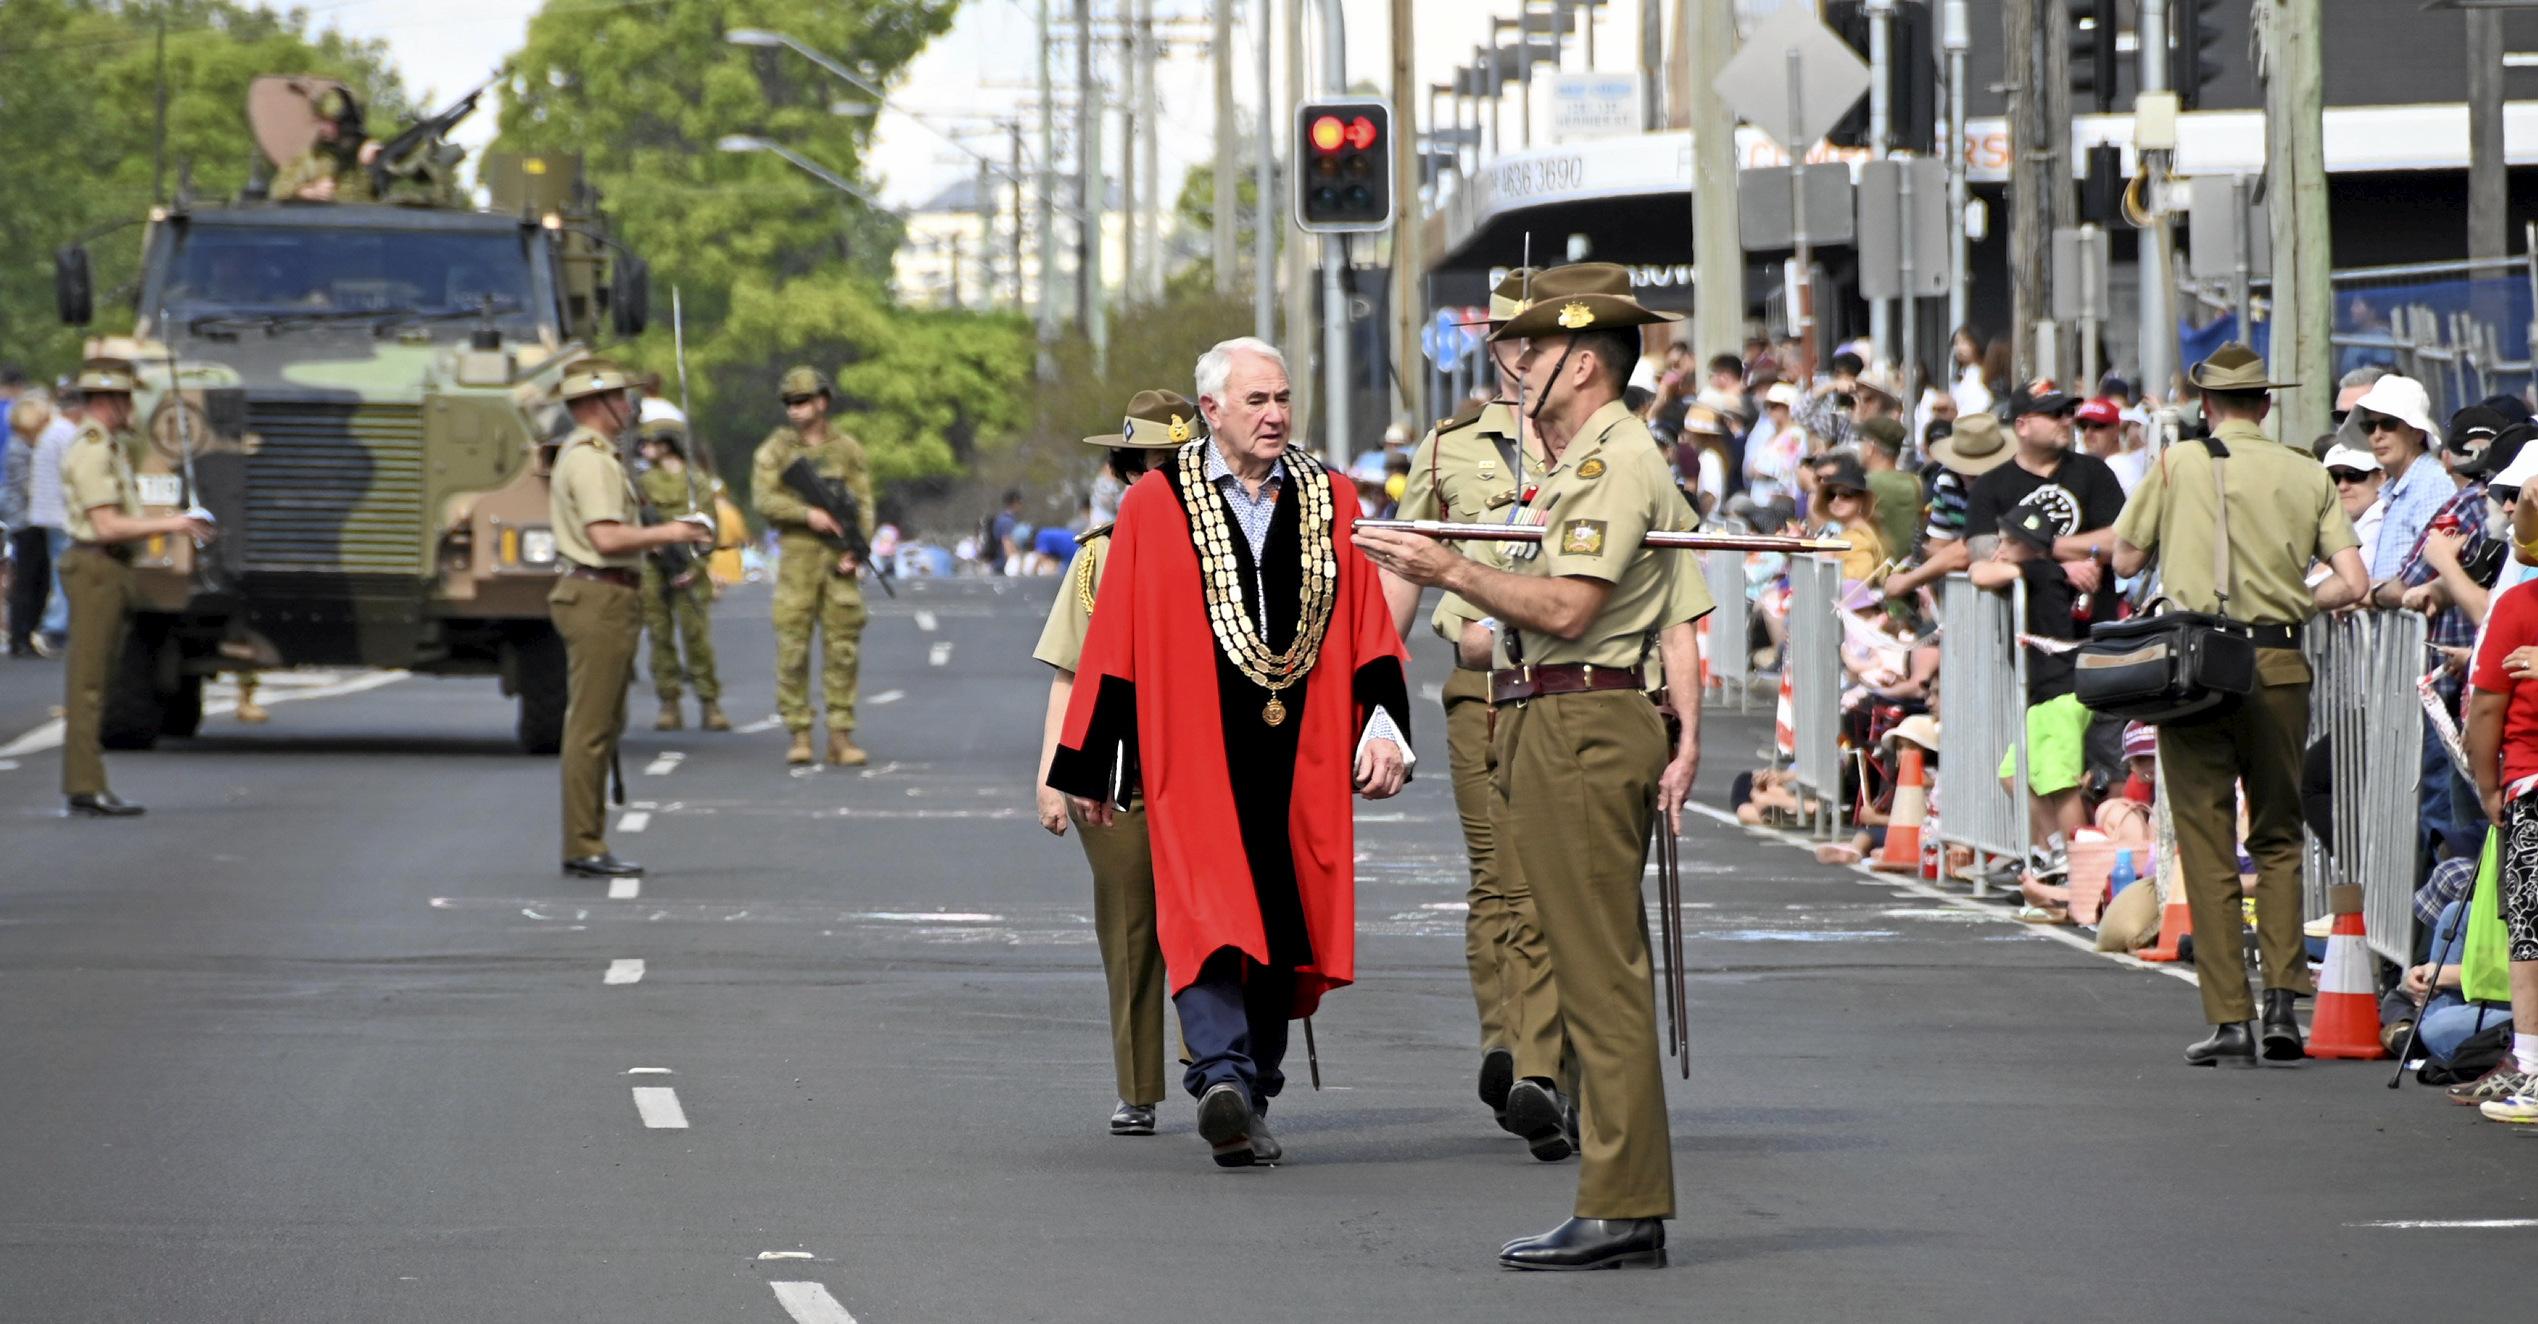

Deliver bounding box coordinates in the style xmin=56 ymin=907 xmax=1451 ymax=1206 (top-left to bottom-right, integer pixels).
xmin=635 ymin=419 xmax=726 ymax=734
xmin=750 ymin=367 xmax=876 ymax=768
xmin=1031 ymin=389 xmax=1199 ymax=1137
xmin=55 ymin=359 xmax=216 ymax=817
xmin=270 ymin=87 xmax=381 ymax=203
xmin=547 ymin=360 xmax=714 ymax=878
xmin=2111 ymin=344 xmax=2370 ymax=1066
xmin=1357 ymin=263 xmax=1706 ymax=1271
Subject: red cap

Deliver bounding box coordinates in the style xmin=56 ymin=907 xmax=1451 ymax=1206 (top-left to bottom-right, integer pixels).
xmin=2075 ymin=398 xmax=2122 ymax=427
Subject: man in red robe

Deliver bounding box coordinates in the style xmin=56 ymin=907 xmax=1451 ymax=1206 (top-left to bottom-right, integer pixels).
xmin=1048 ymin=336 xmax=1411 ymax=1169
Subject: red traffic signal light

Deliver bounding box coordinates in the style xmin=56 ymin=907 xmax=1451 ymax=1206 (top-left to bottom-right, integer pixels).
xmin=1309 ymin=115 xmax=1346 ymax=153
xmin=1294 ymin=99 xmax=1394 ymax=234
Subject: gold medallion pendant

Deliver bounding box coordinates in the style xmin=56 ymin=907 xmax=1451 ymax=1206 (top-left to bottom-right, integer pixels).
xmin=1262 ymin=696 xmax=1287 ymax=726
xmin=1174 ymin=439 xmax=1340 ymax=729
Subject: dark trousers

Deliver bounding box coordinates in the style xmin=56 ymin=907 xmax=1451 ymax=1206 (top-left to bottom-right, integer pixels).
xmin=2159 ymin=667 xmax=2311 ymax=1025
xmin=6 ymin=527 xmax=50 ymax=651
xmin=1175 ymin=947 xmax=1293 ymax=1111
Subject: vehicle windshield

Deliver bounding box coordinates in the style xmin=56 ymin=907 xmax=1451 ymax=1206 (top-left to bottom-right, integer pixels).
xmin=159 ymin=224 xmax=549 ymax=336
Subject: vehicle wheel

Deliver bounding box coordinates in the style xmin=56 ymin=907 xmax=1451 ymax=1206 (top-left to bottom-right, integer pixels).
xmin=514 ymin=626 xmax=567 ymax=755
xmin=101 ymin=617 xmax=171 ymax=750
xmin=161 ymin=674 xmax=205 ymax=739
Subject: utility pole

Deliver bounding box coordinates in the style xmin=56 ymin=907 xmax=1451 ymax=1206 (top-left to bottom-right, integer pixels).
xmin=2040 ymin=0 xmax=2075 ymax=380
xmin=1944 ymin=0 xmax=1970 ymax=338
xmin=2468 ymin=6 xmax=2506 ymax=261
xmin=976 ymin=156 xmax=999 ymax=309
xmin=1120 ymin=8 xmax=1140 ymax=311
xmin=1214 ymin=0 xmax=1239 ymax=295
xmin=1077 ymin=0 xmax=1109 ymax=372
xmin=1641 ymin=0 xmax=1665 ymax=131
xmin=1009 ymin=120 xmax=1028 ymax=308
xmin=1284 ymin=0 xmax=1313 ymax=417
xmin=1685 ymin=0 xmax=1743 ymax=360
xmin=2136 ymin=0 xmax=2175 ymax=400
xmin=1037 ymin=0 xmax=1061 ymax=373
xmin=2267 ymin=0 xmax=2329 ymax=443
xmin=1139 ymin=0 xmax=1162 ymax=301
xmin=1391 ymin=0 xmax=1419 ymax=424
xmin=2005 ymin=0 xmax=2045 ymax=383
xmin=1867 ymin=0 xmax=1894 ymax=366
xmin=1254 ymin=0 xmax=1276 ymax=340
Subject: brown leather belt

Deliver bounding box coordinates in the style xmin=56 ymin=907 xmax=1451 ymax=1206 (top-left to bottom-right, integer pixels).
xmin=564 ymin=564 xmax=640 ymax=588
xmin=1490 ymin=662 xmax=1648 ymax=706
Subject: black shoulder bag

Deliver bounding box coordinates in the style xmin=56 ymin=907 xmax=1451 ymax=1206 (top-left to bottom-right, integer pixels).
xmin=2071 ymin=438 xmax=2257 ymax=724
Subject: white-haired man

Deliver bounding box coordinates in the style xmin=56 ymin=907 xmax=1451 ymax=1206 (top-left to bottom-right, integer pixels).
xmin=1047 ymin=336 xmax=1412 ymax=1171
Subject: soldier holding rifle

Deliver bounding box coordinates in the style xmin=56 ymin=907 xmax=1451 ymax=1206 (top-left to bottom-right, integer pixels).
xmin=1355 ymin=263 xmax=1707 ymax=1272
xmin=751 ymin=366 xmax=876 ymax=769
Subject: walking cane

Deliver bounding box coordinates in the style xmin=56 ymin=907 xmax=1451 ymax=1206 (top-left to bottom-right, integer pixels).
xmin=1304 ymin=1015 xmax=1322 ymax=1090
xmin=1651 ymin=790 xmax=1690 ymax=1079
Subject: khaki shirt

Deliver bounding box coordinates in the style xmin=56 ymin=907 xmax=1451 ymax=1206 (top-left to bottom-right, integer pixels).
xmin=549 ymin=426 xmax=641 ymax=569
xmin=751 ymin=423 xmax=875 ymax=546
xmin=1031 ymin=528 xmax=1112 ymax=672
xmin=637 ymin=464 xmax=707 ymax=519
xmin=1508 ymin=399 xmax=1712 ymax=669
xmin=58 ymin=421 xmax=139 ymax=544
xmin=2112 ymin=417 xmax=2359 ymax=626
xmin=1401 ymin=401 xmax=1546 ymax=641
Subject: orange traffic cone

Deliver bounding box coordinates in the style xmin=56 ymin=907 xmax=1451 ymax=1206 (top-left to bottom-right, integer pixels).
xmin=1872 ymin=744 xmax=1928 ymax=872
xmin=1696 ymin=616 xmax=1715 ymax=692
xmin=2309 ymin=884 xmax=2386 ymax=1060
xmin=2137 ymin=857 xmax=2193 ymax=963
xmin=1773 ymin=670 xmax=1797 ymax=759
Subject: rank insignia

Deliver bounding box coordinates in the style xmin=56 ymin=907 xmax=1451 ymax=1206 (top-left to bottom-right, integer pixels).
xmin=1168 ymin=414 xmax=1193 ymax=443
xmin=1576 ymin=457 xmax=1606 ymax=479
xmin=1560 ymin=519 xmax=1606 ymax=556
xmin=1556 ymin=301 xmax=1595 ymax=329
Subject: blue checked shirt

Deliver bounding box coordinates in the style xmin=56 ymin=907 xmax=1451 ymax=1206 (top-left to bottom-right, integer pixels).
xmin=2373 ymin=452 xmax=2457 ymax=582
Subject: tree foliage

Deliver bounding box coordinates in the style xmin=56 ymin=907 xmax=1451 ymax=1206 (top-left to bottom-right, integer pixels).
xmin=0 ymin=0 xmax=411 ymax=371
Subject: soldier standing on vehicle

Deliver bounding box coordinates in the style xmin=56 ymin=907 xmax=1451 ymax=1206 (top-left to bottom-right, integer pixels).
xmin=637 ymin=418 xmax=726 ymax=734
xmin=751 ymin=366 xmax=876 ymax=769
xmin=57 ymin=359 xmax=216 ymax=818
xmin=548 ymin=359 xmax=712 ymax=879
xmin=270 ymin=87 xmax=382 ymax=203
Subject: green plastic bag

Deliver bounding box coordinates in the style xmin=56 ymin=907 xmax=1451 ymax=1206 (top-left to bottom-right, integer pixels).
xmin=2465 ymin=828 xmax=2509 ymax=1005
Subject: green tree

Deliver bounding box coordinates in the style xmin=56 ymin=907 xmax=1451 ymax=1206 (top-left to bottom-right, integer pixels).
xmin=0 ymin=0 xmax=411 ymax=371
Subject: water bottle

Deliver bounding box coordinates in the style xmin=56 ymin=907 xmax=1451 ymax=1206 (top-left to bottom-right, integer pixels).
xmin=2109 ymin=848 xmax=2137 ymax=897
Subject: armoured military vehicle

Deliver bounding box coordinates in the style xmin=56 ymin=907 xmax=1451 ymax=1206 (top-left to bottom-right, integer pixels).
xmin=51 ymin=75 xmax=650 ymax=753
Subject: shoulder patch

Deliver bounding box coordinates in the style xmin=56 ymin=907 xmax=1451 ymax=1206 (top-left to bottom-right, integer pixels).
xmin=1433 ymin=400 xmax=1487 ymax=435
xmin=1560 ymin=519 xmax=1607 ymax=557
xmin=1074 ymin=522 xmax=1115 ymax=546
xmin=1576 ymin=457 xmax=1606 ymax=480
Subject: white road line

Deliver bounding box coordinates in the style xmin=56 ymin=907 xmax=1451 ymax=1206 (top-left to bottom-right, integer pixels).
xmin=928 ymin=641 xmax=954 ymax=667
xmin=2351 ymin=1219 xmax=2538 ymax=1229
xmin=914 ymin=609 xmax=939 ymax=632
xmin=603 ymin=959 xmax=645 ymax=985
xmin=756 ymin=1251 xmax=816 ymax=1261
xmin=769 ymin=1282 xmax=857 ymax=1323
xmin=866 ymin=690 xmax=906 ymax=706
xmin=643 ymin=752 xmax=686 ymax=776
xmin=617 ymin=810 xmax=652 ymax=834
xmin=1419 ymin=682 xmax=1442 ymax=704
xmin=0 ymin=669 xmax=408 ymax=759
xmin=625 ymin=1067 xmax=674 ymax=1075
xmin=608 ymin=877 xmax=642 ymax=901
xmin=739 ymin=715 xmax=785 ymax=734
xmin=631 ymin=1086 xmax=688 ymax=1129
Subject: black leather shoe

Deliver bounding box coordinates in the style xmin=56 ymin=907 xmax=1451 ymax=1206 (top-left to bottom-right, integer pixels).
xmin=66 ymin=792 xmax=144 ymax=818
xmin=564 ymin=853 xmax=644 ymax=878
xmin=2185 ymin=1021 xmax=2258 ymax=1068
xmin=1478 ymin=1047 xmax=1515 ymax=1118
xmin=1500 ymin=1079 xmax=1574 ymax=1162
xmin=1196 ymin=1083 xmax=1255 ymax=1168
xmin=1248 ymin=1109 xmax=1283 ymax=1165
xmin=2260 ymin=989 xmax=2307 ymax=1063
xmin=1498 ymin=1217 xmax=1667 ymax=1271
xmin=1109 ymin=1101 xmax=1156 ymax=1136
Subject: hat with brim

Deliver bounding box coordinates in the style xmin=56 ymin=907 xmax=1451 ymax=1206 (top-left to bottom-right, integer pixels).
xmin=73 ymin=357 xmax=138 ymax=395
xmin=2187 ymin=342 xmax=2298 ymax=392
xmin=1457 ymin=266 xmax=1541 ymax=328
xmin=558 ymin=358 xmax=635 ymax=403
xmin=1488 ymin=262 xmax=1683 ymax=343
xmin=2001 ymin=502 xmax=2058 ymax=551
xmin=1813 ymin=452 xmax=1871 ymax=496
xmin=2468 ymin=422 xmax=2537 ymax=481
xmin=1879 ymin=714 xmax=1940 ymax=754
xmin=2320 ymin=442 xmax=2382 ymax=476
xmin=2350 ymin=374 xmax=2443 ymax=444
xmin=637 ymin=417 xmax=688 ymax=448
xmin=1084 ymin=388 xmax=1204 ymax=449
xmin=1929 ymin=411 xmax=2013 ymax=475
xmin=1854 ymin=364 xmax=1906 ymax=406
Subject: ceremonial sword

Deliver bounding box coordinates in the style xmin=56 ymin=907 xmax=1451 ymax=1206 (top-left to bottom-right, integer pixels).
xmin=1355 ymin=520 xmax=1852 ymax=556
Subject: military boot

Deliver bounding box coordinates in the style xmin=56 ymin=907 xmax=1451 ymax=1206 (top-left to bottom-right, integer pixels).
xmin=655 ymin=699 xmax=684 ymax=732
xmin=698 ymin=699 xmax=731 ymax=732
xmin=786 ymin=729 xmax=815 ymax=766
xmin=828 ymin=730 xmax=869 ymax=767
xmin=235 ymin=678 xmax=268 ymax=725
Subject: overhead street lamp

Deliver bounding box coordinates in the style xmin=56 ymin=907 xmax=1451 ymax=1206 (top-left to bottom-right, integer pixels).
xmin=716 ymin=133 xmax=896 ymax=212
xmin=728 ymin=28 xmax=1028 ymax=189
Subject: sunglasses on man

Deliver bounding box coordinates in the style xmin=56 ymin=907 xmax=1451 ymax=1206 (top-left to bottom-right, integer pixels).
xmin=782 ymin=394 xmax=819 ymax=407
xmin=2328 ymin=468 xmax=2374 ymax=485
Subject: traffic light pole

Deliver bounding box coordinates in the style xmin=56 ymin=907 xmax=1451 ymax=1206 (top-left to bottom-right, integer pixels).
xmin=1304 ymin=0 xmax=1352 ymax=469
xmin=1866 ymin=0 xmax=1892 ymax=371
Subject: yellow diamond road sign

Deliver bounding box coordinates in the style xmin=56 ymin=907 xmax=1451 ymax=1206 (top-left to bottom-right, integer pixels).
xmin=1710 ymin=4 xmax=1872 ymax=155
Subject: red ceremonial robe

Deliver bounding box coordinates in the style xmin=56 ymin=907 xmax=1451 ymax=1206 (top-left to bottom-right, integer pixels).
xmin=1046 ymin=452 xmax=1408 ymax=1019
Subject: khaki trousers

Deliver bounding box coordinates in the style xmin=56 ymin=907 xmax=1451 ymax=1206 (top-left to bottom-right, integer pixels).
xmin=551 ymin=576 xmax=641 ymax=860
xmin=640 ymin=563 xmax=721 ymax=702
xmin=771 ymin=535 xmax=866 ymax=733
xmin=1446 ymin=668 xmax=1566 ymax=1082
xmin=1076 ymin=803 xmax=1168 ymax=1105
xmin=2158 ymin=660 xmax=2313 ymax=1025
xmin=1496 ymin=688 xmax=1674 ymax=1221
xmin=59 ymin=547 xmax=133 ymax=798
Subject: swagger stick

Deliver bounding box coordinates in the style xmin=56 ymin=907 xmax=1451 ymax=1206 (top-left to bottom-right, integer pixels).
xmin=1304 ymin=1015 xmax=1322 ymax=1090
xmin=1357 ymin=520 xmax=1851 ymax=556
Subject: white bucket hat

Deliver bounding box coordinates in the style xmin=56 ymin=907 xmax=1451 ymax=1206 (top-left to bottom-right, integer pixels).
xmin=2320 ymin=443 xmax=2382 ymax=475
xmin=2350 ymin=375 xmax=2443 ymax=443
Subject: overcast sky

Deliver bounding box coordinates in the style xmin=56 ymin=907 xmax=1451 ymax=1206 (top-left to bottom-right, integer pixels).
xmin=314 ymin=0 xmax=1666 ymax=210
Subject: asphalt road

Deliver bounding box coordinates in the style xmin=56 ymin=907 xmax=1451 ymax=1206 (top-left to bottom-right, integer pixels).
xmin=1 ymin=575 xmax=2530 ymax=1323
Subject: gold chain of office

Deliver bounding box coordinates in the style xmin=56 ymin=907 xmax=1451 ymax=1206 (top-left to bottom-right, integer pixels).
xmin=1176 ymin=439 xmax=1338 ymax=727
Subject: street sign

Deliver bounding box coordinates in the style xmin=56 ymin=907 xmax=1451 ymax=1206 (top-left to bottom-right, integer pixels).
xmin=1546 ymin=72 xmax=1644 ymax=145
xmin=2187 ymin=175 xmax=2272 ymax=281
xmin=1711 ymin=4 xmax=1872 ymax=154
xmin=2050 ymin=226 xmax=2113 ymax=322
xmin=1738 ymin=164 xmax=1856 ymax=251
xmin=1856 ymin=158 xmax=1950 ymax=300
xmin=1422 ymin=308 xmax=1467 ymax=365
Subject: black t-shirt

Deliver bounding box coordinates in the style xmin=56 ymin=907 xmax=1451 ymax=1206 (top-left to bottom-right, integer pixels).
xmin=2018 ymin=558 xmax=2083 ymax=704
xmin=1965 ymin=450 xmax=2128 ymax=622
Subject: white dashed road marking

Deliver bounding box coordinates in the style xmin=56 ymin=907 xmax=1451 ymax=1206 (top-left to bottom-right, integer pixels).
xmin=914 ymin=609 xmax=939 ymax=631
xmin=2352 ymin=1219 xmax=2538 ymax=1229
xmin=928 ymin=641 xmax=954 ymax=667
xmin=631 ymin=1086 xmax=688 ymax=1129
xmin=644 ymin=752 xmax=685 ymax=776
xmin=603 ymin=959 xmax=645 ymax=985
xmin=770 ymin=1282 xmax=857 ymax=1323
xmin=865 ymin=690 xmax=906 ymax=706
xmin=608 ymin=877 xmax=642 ymax=901
xmin=740 ymin=715 xmax=785 ymax=734
xmin=617 ymin=810 xmax=652 ymax=834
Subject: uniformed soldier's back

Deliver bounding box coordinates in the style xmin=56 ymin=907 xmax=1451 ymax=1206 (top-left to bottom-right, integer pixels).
xmin=2119 ymin=419 xmax=2355 ymax=626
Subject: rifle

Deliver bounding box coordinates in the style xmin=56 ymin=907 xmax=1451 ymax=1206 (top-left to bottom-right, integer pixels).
xmin=366 ymin=76 xmax=495 ymax=196
xmin=780 ymin=456 xmax=896 ymax=598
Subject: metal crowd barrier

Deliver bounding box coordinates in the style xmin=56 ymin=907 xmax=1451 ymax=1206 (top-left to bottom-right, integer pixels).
xmin=1702 ymin=550 xmax=1752 ymax=713
xmin=1934 ymin=574 xmax=2031 ymax=891
xmin=1785 ymin=555 xmax=1845 ymax=833
xmin=2302 ymin=611 xmax=2427 ymax=964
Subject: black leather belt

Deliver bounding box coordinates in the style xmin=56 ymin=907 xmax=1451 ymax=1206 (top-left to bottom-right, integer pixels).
xmin=564 ymin=564 xmax=640 ymax=588
xmin=1490 ymin=662 xmax=1648 ymax=706
xmin=2243 ymin=622 xmax=2300 ymax=650
xmin=69 ymin=541 xmax=133 ymax=564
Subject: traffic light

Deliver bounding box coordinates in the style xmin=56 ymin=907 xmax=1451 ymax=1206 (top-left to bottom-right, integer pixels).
xmin=1823 ymin=1 xmax=1936 ymax=155
xmin=2174 ymin=0 xmax=2225 ymax=110
xmin=1293 ymin=99 xmax=1394 ymax=234
xmin=2068 ymin=0 xmax=2120 ymax=115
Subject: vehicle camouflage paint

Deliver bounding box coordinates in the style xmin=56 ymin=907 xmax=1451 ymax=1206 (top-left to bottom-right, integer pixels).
xmin=55 ymin=76 xmax=649 ymax=753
